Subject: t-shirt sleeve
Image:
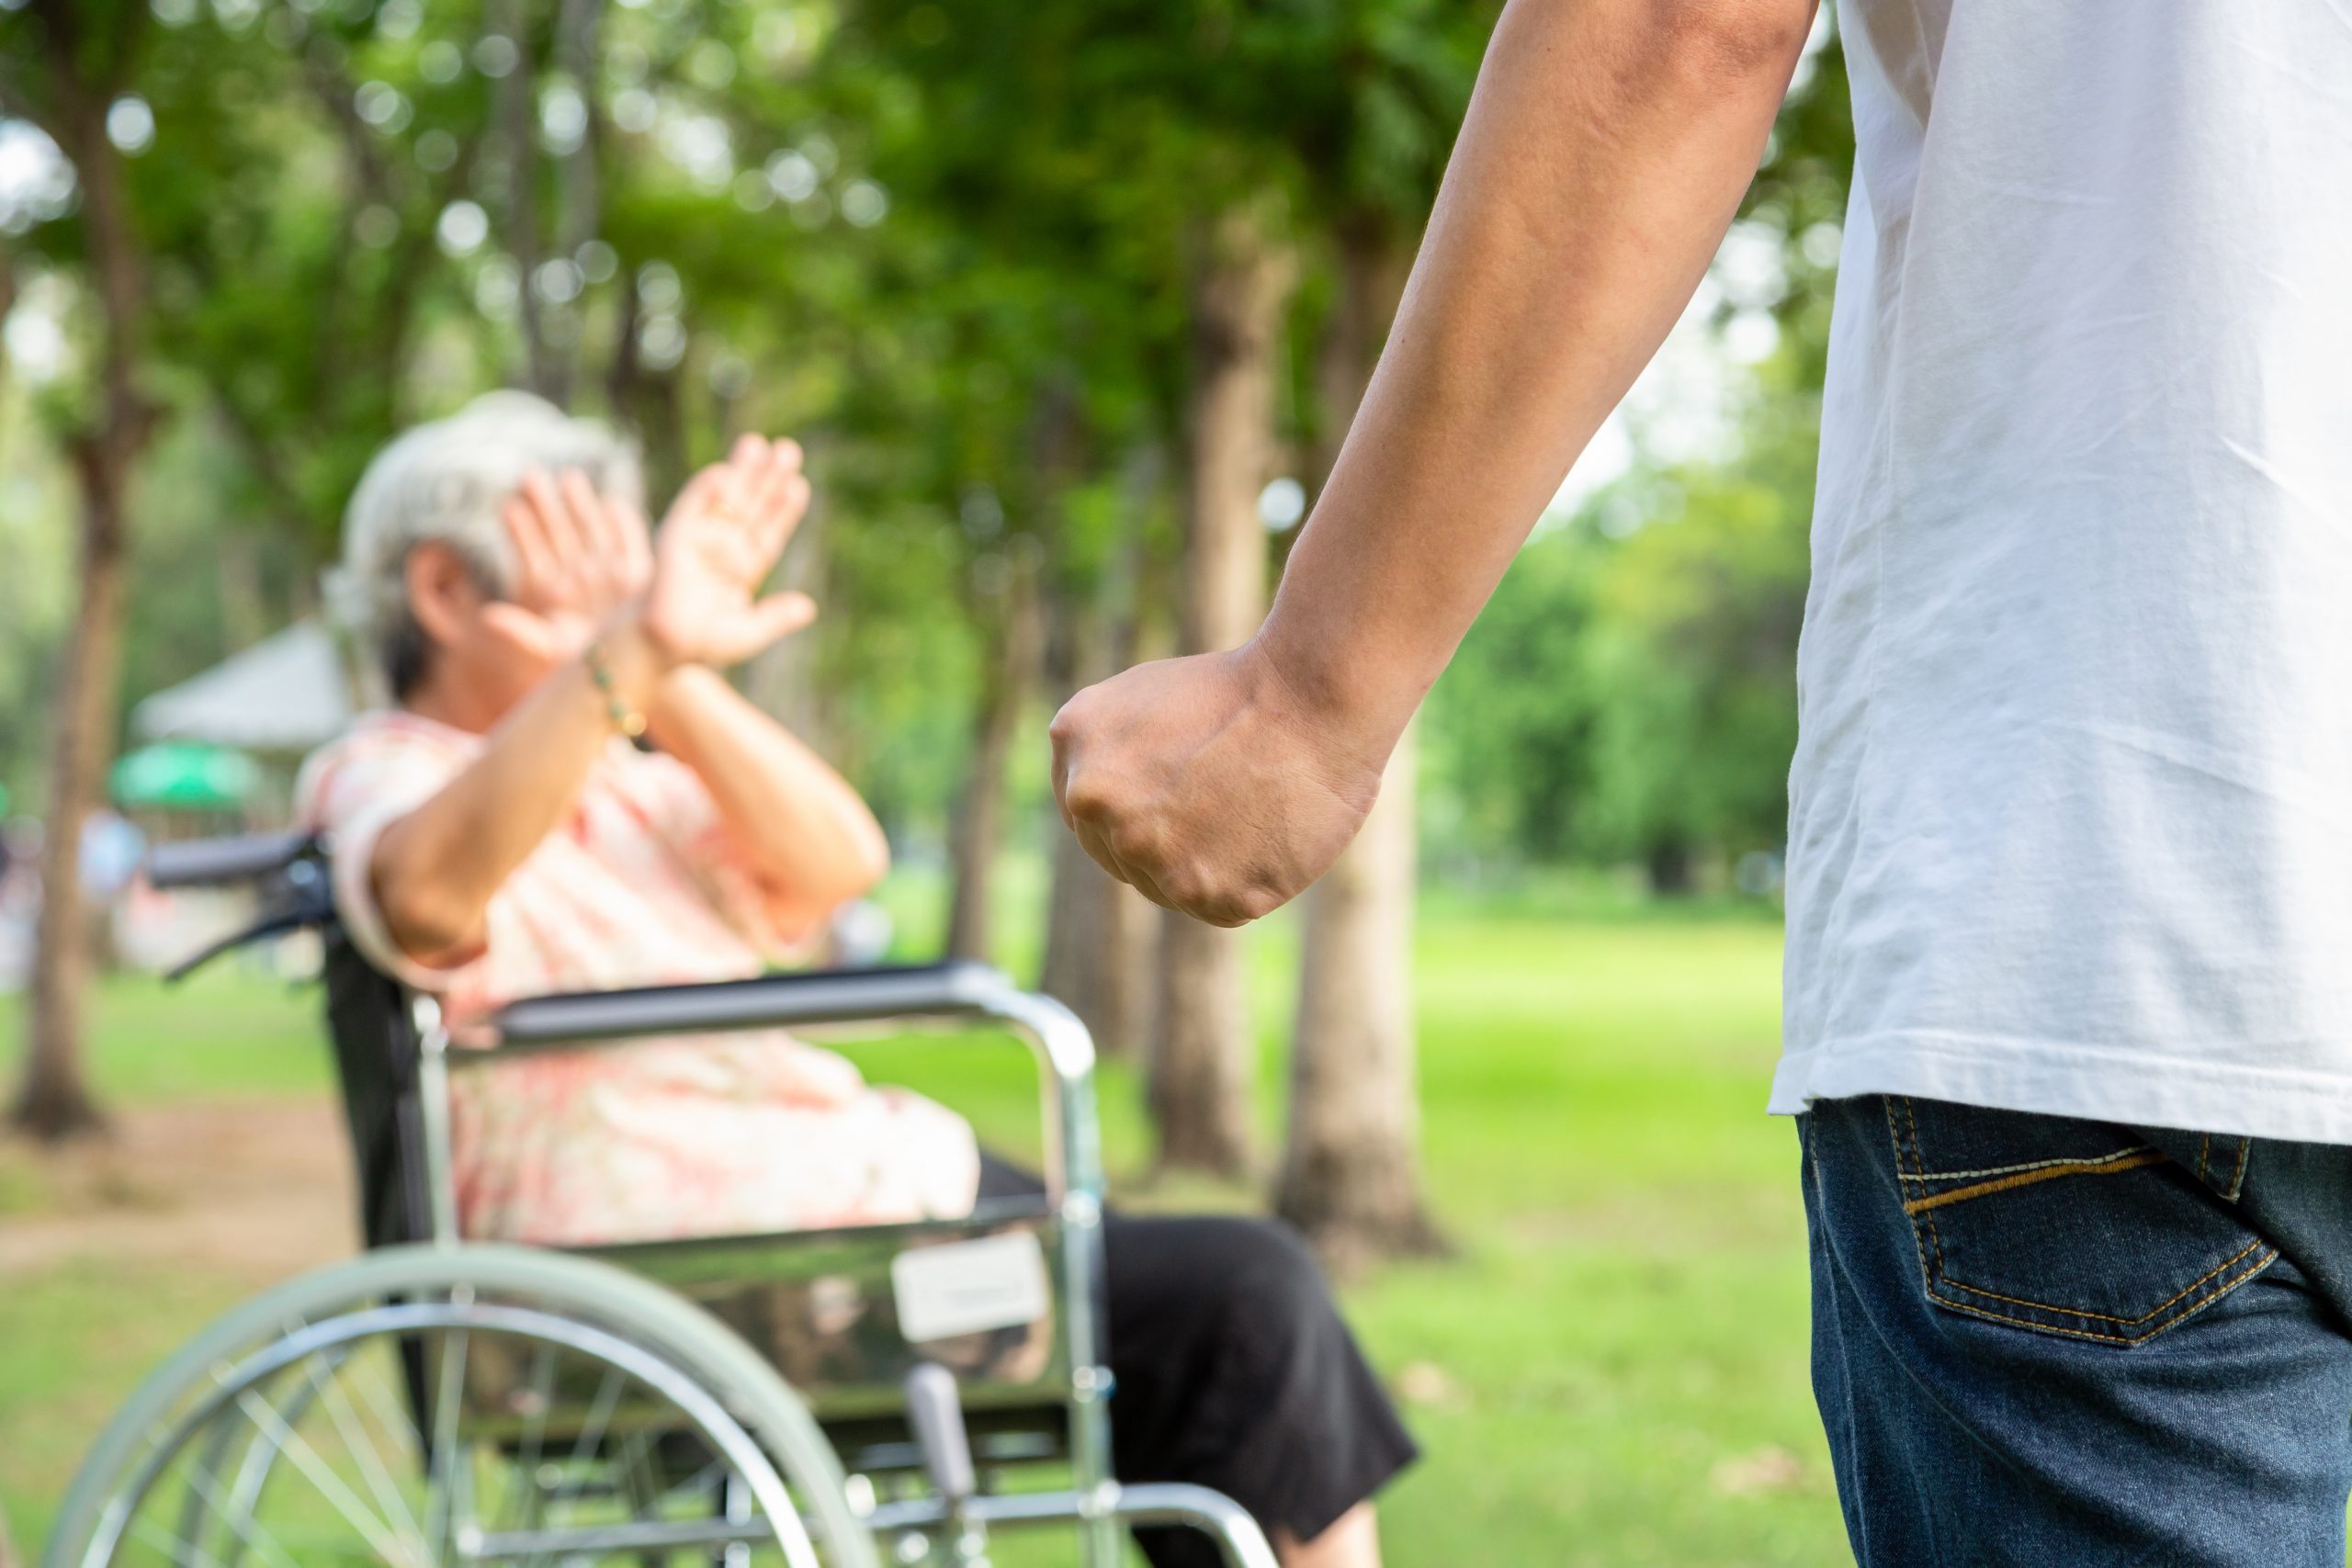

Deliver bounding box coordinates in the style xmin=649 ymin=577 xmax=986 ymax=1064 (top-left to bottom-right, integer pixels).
xmin=293 ymin=727 xmax=488 ymax=993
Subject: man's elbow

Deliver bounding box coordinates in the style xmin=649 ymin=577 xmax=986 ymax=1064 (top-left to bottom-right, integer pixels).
xmin=1637 ymin=0 xmax=1815 ymax=85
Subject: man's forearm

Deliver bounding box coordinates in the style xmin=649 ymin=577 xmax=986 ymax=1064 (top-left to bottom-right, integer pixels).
xmin=1258 ymin=0 xmax=1816 ymax=749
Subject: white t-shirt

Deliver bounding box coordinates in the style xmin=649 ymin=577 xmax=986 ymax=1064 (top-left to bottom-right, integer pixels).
xmin=1773 ymin=3 xmax=2352 ymax=1141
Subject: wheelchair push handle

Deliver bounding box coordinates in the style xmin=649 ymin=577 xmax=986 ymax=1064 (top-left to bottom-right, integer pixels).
xmin=144 ymin=829 xmax=319 ymax=890
xmin=142 ymin=830 xmax=336 ymax=984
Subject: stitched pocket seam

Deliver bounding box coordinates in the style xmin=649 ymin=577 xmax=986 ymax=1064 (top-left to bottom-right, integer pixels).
xmin=1923 ymin=1247 xmax=2277 ymax=1348
xmin=1901 ymin=1149 xmax=2169 ymax=1216
xmin=2223 ymin=1135 xmax=2250 ymax=1201
xmin=1938 ymin=1235 xmax=2271 ymax=1325
xmin=1882 ymin=1095 xmax=2274 ymax=1346
xmin=1898 ymin=1145 xmax=2156 ymax=1186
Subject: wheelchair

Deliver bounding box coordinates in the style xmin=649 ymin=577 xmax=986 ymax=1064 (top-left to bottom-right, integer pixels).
xmin=42 ymin=831 xmax=1278 ymax=1568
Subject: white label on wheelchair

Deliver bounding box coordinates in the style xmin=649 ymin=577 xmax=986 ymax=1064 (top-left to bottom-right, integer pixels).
xmin=891 ymin=1231 xmax=1053 ymax=1343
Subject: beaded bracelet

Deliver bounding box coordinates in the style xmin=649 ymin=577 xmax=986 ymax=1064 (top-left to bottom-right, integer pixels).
xmin=582 ymin=637 xmax=650 ymax=746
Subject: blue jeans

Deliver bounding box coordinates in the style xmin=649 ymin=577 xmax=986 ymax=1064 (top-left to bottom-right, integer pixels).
xmin=1803 ymin=1094 xmax=2352 ymax=1566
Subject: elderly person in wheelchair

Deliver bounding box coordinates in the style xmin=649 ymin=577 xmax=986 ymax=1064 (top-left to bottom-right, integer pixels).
xmin=292 ymin=392 xmax=1415 ymax=1568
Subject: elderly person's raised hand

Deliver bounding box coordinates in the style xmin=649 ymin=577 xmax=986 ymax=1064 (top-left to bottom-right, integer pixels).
xmin=491 ymin=435 xmax=814 ymax=673
xmin=483 ymin=469 xmax=655 ymax=664
xmin=640 ymin=434 xmax=817 ymax=670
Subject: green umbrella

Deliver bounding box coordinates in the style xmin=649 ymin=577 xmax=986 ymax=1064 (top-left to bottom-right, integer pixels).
xmin=109 ymin=742 xmax=262 ymax=811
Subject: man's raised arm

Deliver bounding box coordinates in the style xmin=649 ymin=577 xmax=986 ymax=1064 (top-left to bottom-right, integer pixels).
xmin=1050 ymin=0 xmax=1818 ymax=926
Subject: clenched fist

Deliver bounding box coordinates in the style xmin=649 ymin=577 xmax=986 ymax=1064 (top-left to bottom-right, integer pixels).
xmin=1049 ymin=644 xmax=1392 ymax=927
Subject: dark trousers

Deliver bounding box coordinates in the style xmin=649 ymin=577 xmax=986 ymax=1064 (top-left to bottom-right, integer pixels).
xmin=977 ymin=1157 xmax=1417 ymax=1566
xmin=1804 ymin=1094 xmax=2352 ymax=1566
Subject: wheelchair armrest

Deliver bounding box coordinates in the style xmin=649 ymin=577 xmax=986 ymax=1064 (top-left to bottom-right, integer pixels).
xmin=489 ymin=961 xmax=1014 ymax=1045
xmin=474 ymin=964 xmax=1105 ymax=1205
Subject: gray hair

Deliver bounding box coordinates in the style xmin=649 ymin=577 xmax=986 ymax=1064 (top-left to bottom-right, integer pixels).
xmin=327 ymin=390 xmax=643 ymax=699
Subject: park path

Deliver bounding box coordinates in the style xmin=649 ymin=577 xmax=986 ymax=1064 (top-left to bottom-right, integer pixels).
xmin=0 ymin=1097 xmax=355 ymax=1283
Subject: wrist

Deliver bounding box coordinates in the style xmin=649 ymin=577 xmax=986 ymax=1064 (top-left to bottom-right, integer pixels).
xmin=621 ymin=599 xmax=692 ymax=676
xmin=1244 ymin=614 xmax=1420 ymax=768
xmin=644 ymin=660 xmax=724 ymax=734
xmin=585 ymin=612 xmax=677 ymax=736
xmin=602 ymin=606 xmax=686 ymax=677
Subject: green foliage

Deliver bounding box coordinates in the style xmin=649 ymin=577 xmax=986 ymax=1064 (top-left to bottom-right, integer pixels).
xmin=1428 ymin=369 xmax=1819 ymax=886
xmin=1424 ymin=522 xmax=1606 ymax=867
xmin=1578 ymin=450 xmax=1811 ymax=873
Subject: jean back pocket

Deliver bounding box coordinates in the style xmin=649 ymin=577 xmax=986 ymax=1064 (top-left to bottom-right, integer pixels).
xmin=1883 ymin=1095 xmax=2275 ymax=1347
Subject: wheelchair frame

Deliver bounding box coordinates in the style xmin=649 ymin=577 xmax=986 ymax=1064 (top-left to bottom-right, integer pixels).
xmin=43 ymin=834 xmax=1280 ymax=1568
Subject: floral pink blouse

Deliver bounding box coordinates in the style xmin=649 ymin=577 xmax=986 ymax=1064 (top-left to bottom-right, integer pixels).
xmin=295 ymin=711 xmax=980 ymax=1246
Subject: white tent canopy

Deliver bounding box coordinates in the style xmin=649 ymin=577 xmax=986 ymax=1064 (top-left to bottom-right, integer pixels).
xmin=132 ymin=619 xmax=355 ymax=753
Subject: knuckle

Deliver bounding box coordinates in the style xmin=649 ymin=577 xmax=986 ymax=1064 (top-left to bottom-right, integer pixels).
xmin=1230 ymin=886 xmax=1279 ymax=924
xmin=1158 ymin=864 xmax=1209 ymax=912
xmin=1062 ymin=779 xmax=1115 ymax=826
xmin=1106 ymin=820 xmax=1162 ymax=868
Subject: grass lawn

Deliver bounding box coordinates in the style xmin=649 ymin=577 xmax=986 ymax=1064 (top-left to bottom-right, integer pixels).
xmin=0 ymin=898 xmax=1842 ymax=1563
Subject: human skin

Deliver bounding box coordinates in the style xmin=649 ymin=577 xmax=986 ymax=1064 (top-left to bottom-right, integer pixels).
xmin=1050 ymin=0 xmax=1820 ymax=927
xmin=370 ymin=434 xmax=888 ymax=964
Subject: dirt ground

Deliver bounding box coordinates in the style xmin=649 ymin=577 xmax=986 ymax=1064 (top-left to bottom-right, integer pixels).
xmin=0 ymin=1098 xmax=356 ymax=1285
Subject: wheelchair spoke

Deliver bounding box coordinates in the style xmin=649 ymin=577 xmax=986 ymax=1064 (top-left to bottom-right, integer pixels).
xmin=424 ymin=1323 xmax=472 ymax=1553
xmin=504 ymin=1348 xmax=568 ymax=1568
xmin=301 ymin=1346 xmax=429 ymax=1554
xmin=562 ymin=1362 xmax=632 ymax=1484
xmin=232 ymin=1384 xmax=424 ymax=1566
xmin=170 ymin=1445 xmax=304 ymax=1568
xmin=607 ymin=1422 xmax=665 ymax=1506
xmin=69 ymin=1278 xmax=862 ymax=1568
xmin=351 ymin=1341 xmax=432 ymax=1477
xmin=130 ymin=1516 xmax=234 ymax=1568
xmin=503 ymin=1343 xmax=560 ymax=1529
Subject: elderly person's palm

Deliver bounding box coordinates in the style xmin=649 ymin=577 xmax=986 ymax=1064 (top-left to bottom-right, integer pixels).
xmin=644 ymin=434 xmax=816 ymax=669
xmin=484 ymin=468 xmax=654 ymax=663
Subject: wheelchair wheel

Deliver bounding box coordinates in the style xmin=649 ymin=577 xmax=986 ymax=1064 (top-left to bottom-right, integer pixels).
xmin=43 ymin=1244 xmax=879 ymax=1568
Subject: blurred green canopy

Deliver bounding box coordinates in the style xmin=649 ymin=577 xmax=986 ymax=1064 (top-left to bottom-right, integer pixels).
xmin=108 ymin=742 xmax=260 ymax=812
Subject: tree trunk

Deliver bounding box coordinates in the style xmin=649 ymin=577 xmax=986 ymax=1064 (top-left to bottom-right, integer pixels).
xmin=1149 ymin=202 xmax=1295 ymax=1178
xmin=490 ymin=0 xmax=557 ymax=401
xmin=1038 ymin=577 xmax=1156 ymax=1060
xmin=0 ymin=1497 xmax=19 ymax=1568
xmin=741 ymin=491 xmax=829 ymax=744
xmin=1040 ymin=818 xmax=1157 ymax=1059
xmin=216 ymin=525 xmax=267 ymax=652
xmin=12 ymin=13 xmax=155 ymax=1141
xmin=945 ymin=552 xmax=1044 ymax=963
xmin=1278 ymin=727 xmax=1446 ymax=1266
xmin=1646 ymin=838 xmax=1697 ymax=897
xmin=18 ymin=378 xmax=137 ymax=1151
xmin=552 ymin=0 xmax=604 ymax=258
xmin=1276 ymin=215 xmax=1444 ymax=1263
